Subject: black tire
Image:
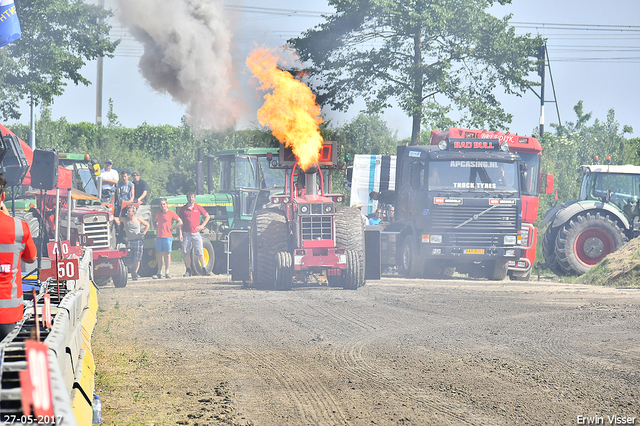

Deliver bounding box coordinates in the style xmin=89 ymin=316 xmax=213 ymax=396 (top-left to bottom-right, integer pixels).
xmin=555 ymin=212 xmax=627 ymax=275
xmin=275 ymin=251 xmax=293 ymax=291
xmin=334 ymin=206 xmax=366 ymax=287
xmin=138 ymin=248 xmax=157 ymax=277
xmin=508 ymin=269 xmax=532 ymax=281
xmin=113 ymin=259 xmax=128 ymax=288
xmin=488 ymin=259 xmax=508 ymax=281
xmin=399 ymin=235 xmax=422 ymax=278
xmin=252 ymin=209 xmax=288 ymax=288
xmin=212 ymin=243 xmax=226 ymax=275
xmin=13 ymin=211 xmax=41 ymax=240
xmin=192 ymin=239 xmax=215 ymax=275
xmin=343 ymin=250 xmax=362 ymax=290
xmin=542 ymin=225 xmax=564 ymax=276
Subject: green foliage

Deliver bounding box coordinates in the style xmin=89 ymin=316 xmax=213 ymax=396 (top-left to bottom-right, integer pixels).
xmin=0 ymin=0 xmax=118 ymax=120
xmin=289 ymin=0 xmax=544 ymax=144
xmin=335 ymin=113 xmax=398 ymax=161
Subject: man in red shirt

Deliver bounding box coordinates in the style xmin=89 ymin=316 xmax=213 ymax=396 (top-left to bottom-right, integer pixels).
xmin=0 ymin=173 xmax=37 ymax=341
xmin=179 ymin=192 xmax=210 ymax=277
xmin=152 ymin=198 xmax=182 ymax=279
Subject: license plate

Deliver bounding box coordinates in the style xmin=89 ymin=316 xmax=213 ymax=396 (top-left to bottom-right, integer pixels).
xmin=464 ymin=248 xmax=485 ymax=254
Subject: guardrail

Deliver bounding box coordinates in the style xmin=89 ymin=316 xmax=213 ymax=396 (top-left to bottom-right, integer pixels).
xmin=0 ymin=248 xmax=97 ymax=425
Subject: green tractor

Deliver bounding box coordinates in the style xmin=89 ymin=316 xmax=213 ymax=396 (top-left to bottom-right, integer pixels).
xmin=140 ymin=147 xmax=286 ymax=277
xmin=542 ymin=164 xmax=640 ymax=275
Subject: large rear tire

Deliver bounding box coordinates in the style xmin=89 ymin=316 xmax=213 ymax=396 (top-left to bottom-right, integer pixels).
xmin=14 ymin=211 xmax=41 ymax=240
xmin=541 ymin=225 xmax=564 ymax=276
xmin=192 ymin=239 xmax=215 ymax=275
xmin=399 ymin=235 xmax=422 ymax=278
xmin=334 ymin=207 xmax=366 ymax=287
xmin=138 ymin=248 xmax=157 ymax=277
xmin=252 ymin=209 xmax=288 ymax=289
xmin=555 ymin=212 xmax=627 ymax=275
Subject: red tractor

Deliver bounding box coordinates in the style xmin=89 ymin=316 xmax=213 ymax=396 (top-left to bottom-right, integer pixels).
xmin=250 ymin=142 xmax=366 ymax=290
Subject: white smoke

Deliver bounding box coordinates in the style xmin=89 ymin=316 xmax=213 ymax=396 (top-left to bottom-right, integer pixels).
xmin=115 ymin=0 xmax=241 ymax=131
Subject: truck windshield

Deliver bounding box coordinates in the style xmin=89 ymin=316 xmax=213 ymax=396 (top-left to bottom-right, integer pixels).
xmin=428 ymin=160 xmax=519 ymax=193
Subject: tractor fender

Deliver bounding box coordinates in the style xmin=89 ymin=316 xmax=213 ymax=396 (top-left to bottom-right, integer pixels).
xmin=551 ymin=200 xmax=630 ymax=231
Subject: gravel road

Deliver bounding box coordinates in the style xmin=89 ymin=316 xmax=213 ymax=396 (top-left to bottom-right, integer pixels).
xmin=93 ymin=275 xmax=640 ymax=426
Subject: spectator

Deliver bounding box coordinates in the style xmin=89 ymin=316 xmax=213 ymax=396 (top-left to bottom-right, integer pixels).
xmin=100 ymin=159 xmax=119 ymax=202
xmin=0 ymin=172 xmax=36 ymax=341
xmin=117 ymin=170 xmax=134 ymax=202
xmin=132 ymin=171 xmax=149 ymax=204
xmin=152 ymin=198 xmax=183 ymax=279
xmin=115 ymin=204 xmax=149 ymax=281
xmin=179 ymin=192 xmax=211 ymax=277
xmin=368 ymin=209 xmax=383 ymax=225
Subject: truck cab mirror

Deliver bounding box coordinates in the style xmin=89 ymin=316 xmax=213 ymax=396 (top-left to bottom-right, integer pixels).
xmin=539 ymin=173 xmax=555 ymax=194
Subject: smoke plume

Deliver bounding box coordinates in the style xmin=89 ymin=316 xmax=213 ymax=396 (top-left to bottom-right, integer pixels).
xmin=115 ymin=0 xmax=240 ymax=130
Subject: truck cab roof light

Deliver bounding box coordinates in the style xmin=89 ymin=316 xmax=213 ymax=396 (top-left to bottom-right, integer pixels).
xmin=500 ymin=142 xmax=509 ymax=152
xmin=438 ymin=140 xmax=447 ymax=150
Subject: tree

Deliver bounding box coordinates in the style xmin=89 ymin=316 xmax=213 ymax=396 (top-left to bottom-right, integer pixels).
xmin=289 ymin=0 xmax=544 ymax=145
xmin=0 ymin=0 xmax=118 ymax=120
xmin=337 ymin=113 xmax=397 ymax=160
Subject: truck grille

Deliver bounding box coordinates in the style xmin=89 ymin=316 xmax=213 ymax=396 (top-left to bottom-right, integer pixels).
xmin=450 ymin=233 xmax=500 ymax=247
xmin=83 ymin=221 xmax=110 ymax=248
xmin=431 ymin=205 xmax=517 ymax=231
xmin=301 ymin=216 xmax=333 ymax=241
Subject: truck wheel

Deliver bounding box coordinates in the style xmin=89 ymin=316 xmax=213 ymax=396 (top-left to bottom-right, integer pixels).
xmin=275 ymin=251 xmax=293 ymax=290
xmin=138 ymin=248 xmax=157 ymax=277
xmin=192 ymin=240 xmax=215 ymax=275
xmin=400 ymin=235 xmax=422 ymax=278
xmin=508 ymin=269 xmax=531 ymax=281
xmin=252 ymin=209 xmax=288 ymax=288
xmin=555 ymin=212 xmax=627 ymax=275
xmin=343 ymin=250 xmax=362 ymax=290
xmin=334 ymin=206 xmax=366 ymax=287
xmin=488 ymin=259 xmax=508 ymax=281
xmin=542 ymin=225 xmax=565 ymax=276
xmin=113 ymin=259 xmax=128 ymax=288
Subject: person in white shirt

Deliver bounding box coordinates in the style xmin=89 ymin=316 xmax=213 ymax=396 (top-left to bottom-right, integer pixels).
xmin=101 ymin=159 xmax=119 ymax=202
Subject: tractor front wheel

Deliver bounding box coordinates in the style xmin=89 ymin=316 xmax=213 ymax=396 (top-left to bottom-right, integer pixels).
xmin=275 ymin=251 xmax=293 ymax=291
xmin=542 ymin=225 xmax=565 ymax=276
xmin=555 ymin=212 xmax=627 ymax=275
xmin=192 ymin=240 xmax=215 ymax=275
xmin=343 ymin=250 xmax=362 ymax=290
xmin=113 ymin=259 xmax=128 ymax=288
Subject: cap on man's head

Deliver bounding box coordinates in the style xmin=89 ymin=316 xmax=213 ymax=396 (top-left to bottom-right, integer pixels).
xmin=105 ymin=159 xmax=113 ymax=165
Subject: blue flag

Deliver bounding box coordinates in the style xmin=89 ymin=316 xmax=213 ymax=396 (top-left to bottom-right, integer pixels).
xmin=0 ymin=0 xmax=21 ymax=48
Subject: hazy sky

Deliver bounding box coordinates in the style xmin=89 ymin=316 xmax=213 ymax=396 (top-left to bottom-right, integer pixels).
xmin=15 ymin=0 xmax=640 ymax=140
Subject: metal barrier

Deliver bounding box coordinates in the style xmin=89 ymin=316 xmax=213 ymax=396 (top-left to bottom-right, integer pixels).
xmin=0 ymin=249 xmax=96 ymax=425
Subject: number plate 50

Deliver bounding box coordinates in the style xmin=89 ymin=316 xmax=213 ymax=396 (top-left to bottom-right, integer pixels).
xmin=56 ymin=259 xmax=79 ymax=280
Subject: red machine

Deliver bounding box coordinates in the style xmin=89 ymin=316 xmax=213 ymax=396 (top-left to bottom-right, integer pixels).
xmin=430 ymin=128 xmax=554 ymax=280
xmin=0 ymin=124 xmax=128 ymax=287
xmin=250 ymin=141 xmax=365 ymax=290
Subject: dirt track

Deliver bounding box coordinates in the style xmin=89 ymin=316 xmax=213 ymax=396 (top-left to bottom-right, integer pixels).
xmin=93 ymin=275 xmax=640 ymax=426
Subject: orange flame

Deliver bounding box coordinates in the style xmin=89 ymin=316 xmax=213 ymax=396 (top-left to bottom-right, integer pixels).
xmin=246 ymin=48 xmax=323 ymax=171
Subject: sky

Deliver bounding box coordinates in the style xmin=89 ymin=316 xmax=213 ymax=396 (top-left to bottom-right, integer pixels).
xmin=14 ymin=0 xmax=640 ymax=141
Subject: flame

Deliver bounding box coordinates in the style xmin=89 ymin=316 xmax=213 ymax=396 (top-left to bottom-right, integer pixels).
xmin=246 ymin=48 xmax=323 ymax=171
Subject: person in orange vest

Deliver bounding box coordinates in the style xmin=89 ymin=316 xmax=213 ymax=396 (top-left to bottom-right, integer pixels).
xmin=0 ymin=172 xmax=37 ymax=341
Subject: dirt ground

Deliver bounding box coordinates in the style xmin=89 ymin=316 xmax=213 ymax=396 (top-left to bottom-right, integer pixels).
xmin=92 ymin=272 xmax=640 ymax=426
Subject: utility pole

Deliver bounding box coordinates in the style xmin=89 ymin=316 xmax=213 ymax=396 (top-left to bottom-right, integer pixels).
xmin=537 ymin=44 xmax=546 ymax=137
xmin=95 ymin=0 xmax=105 ymax=126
